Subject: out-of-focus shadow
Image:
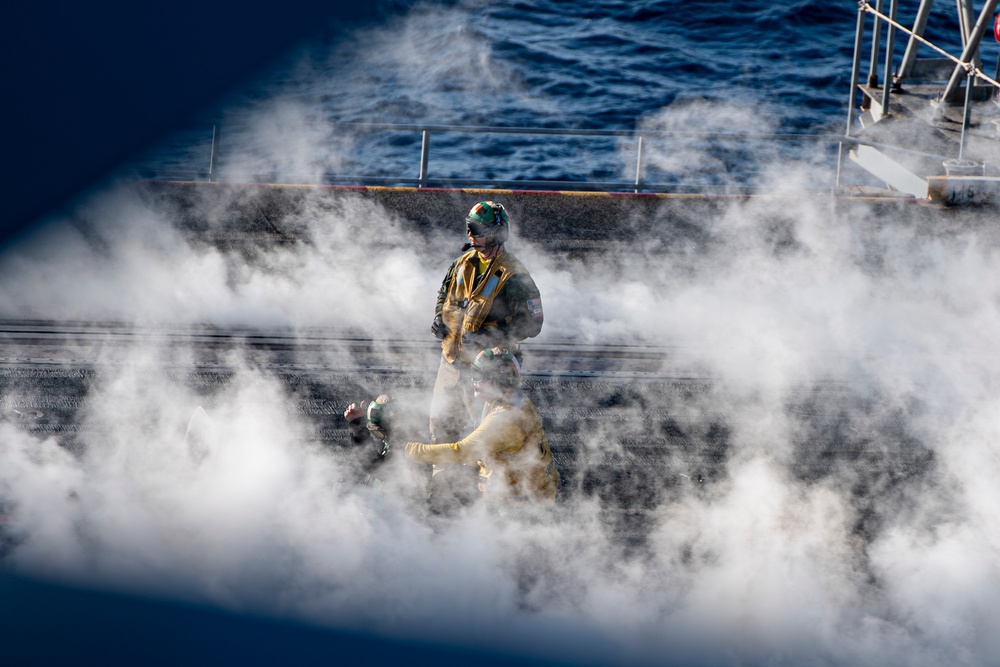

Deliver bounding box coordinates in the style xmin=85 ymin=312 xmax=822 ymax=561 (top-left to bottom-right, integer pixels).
xmin=0 ymin=2 xmax=389 ymax=241
xmin=0 ymin=570 xmax=560 ymax=666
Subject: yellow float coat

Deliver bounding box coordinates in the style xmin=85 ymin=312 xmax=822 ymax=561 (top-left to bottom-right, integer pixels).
xmin=404 ymin=389 xmax=558 ymax=503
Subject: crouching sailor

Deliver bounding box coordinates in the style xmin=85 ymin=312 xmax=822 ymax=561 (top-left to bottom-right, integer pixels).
xmin=342 ymin=395 xmax=395 ymax=489
xmin=404 ymin=347 xmax=559 ymax=505
xmin=341 ymin=394 xmax=431 ymax=508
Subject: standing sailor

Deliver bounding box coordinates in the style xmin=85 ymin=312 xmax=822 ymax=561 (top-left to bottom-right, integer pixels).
xmin=429 ymin=201 xmax=544 ymax=444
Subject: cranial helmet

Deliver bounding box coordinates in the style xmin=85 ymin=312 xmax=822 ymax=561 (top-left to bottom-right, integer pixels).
xmin=465 ymin=201 xmax=510 ymax=247
xmin=471 ymin=347 xmax=521 ymax=389
xmin=366 ymin=394 xmax=394 ymax=448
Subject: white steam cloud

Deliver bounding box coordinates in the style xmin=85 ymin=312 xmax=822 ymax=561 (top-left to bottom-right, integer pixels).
xmin=0 ymin=187 xmax=442 ymax=331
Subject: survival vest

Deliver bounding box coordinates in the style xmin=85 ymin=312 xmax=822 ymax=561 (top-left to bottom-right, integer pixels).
xmin=440 ymin=249 xmax=528 ymax=365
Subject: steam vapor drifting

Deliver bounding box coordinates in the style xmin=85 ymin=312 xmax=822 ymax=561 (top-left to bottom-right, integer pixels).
xmin=3 ymin=166 xmax=1000 ymax=666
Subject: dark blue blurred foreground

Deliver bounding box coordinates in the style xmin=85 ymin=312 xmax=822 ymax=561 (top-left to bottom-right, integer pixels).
xmin=0 ymin=570 xmax=565 ymax=667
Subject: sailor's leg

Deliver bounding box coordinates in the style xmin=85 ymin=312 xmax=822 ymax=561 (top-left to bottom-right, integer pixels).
xmin=428 ymin=354 xmax=471 ymax=444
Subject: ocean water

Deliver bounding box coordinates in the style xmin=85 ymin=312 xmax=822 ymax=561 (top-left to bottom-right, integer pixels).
xmin=134 ymin=0 xmax=989 ymax=191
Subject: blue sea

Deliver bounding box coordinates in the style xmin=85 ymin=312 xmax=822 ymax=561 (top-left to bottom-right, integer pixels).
xmin=133 ymin=0 xmax=987 ymax=191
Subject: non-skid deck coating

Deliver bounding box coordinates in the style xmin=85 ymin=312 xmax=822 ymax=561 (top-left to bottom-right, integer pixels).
xmin=0 ymin=321 xmax=929 ymax=546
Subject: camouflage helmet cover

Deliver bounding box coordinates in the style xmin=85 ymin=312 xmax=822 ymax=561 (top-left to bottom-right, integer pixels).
xmin=471 ymin=347 xmax=521 ymax=388
xmin=465 ymin=201 xmax=510 ymax=246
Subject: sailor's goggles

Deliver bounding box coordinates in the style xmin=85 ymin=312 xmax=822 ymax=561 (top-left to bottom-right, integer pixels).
xmin=466 ymin=219 xmax=492 ymax=237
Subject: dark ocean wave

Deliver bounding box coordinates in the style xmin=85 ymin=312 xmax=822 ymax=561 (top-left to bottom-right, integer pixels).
xmin=133 ymin=0 xmax=995 ymax=189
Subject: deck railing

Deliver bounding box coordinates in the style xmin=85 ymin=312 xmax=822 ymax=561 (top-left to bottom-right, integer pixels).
xmin=838 ymin=0 xmax=1000 ymax=183
xmin=139 ymin=122 xmax=857 ymax=195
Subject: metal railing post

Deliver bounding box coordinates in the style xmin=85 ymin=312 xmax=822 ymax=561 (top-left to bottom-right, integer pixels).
xmin=995 ymin=44 xmax=1000 ymax=103
xmin=959 ymin=69 xmax=975 ymax=159
xmin=881 ymin=0 xmax=898 ymax=115
xmin=868 ymin=0 xmax=885 ymax=87
xmin=957 ymin=0 xmax=984 ymax=69
xmin=941 ymin=0 xmax=1000 ymax=102
xmin=418 ymin=129 xmax=430 ymax=188
xmin=634 ymin=136 xmax=644 ymax=193
xmin=208 ymin=125 xmax=220 ymax=182
xmin=839 ymin=3 xmax=869 ymax=187
xmin=899 ymin=0 xmax=935 ymax=81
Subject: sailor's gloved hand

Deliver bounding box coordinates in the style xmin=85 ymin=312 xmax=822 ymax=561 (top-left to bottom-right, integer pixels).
xmin=431 ymin=315 xmax=448 ymax=340
xmin=370 ymin=435 xmax=389 ymax=458
xmin=343 ymin=401 xmax=366 ymax=423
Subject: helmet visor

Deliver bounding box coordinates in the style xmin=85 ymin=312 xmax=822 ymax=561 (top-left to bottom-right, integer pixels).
xmin=466 ymin=219 xmax=492 ymax=237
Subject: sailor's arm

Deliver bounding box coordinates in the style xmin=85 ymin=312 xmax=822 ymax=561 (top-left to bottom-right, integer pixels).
xmin=434 ymin=256 xmax=463 ymax=318
xmin=403 ymin=409 xmax=525 ymax=465
xmin=498 ymin=273 xmax=544 ymax=340
xmin=344 ymin=402 xmax=370 ymax=446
